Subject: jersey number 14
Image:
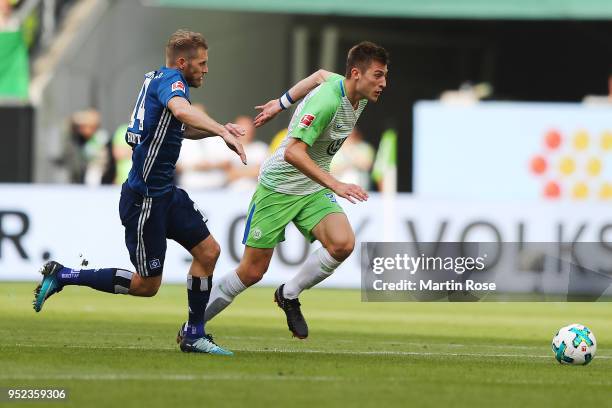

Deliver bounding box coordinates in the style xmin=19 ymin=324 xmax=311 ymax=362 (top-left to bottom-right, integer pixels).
xmin=129 ymin=76 xmax=153 ymax=131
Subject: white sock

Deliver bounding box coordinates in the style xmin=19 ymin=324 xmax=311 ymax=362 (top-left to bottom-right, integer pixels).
xmin=204 ymin=270 xmax=247 ymax=322
xmin=283 ymin=247 xmax=341 ymax=299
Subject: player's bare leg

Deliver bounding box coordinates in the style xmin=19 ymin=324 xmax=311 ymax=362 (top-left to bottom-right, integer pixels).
xmin=189 ymin=235 xmax=220 ymax=278
xmin=276 ymin=213 xmax=355 ymax=339
xmin=311 ymin=212 xmax=355 ymax=261
xmin=128 ymin=274 xmax=162 ymax=297
xmin=204 ymin=246 xmax=274 ymax=322
xmin=284 ymin=212 xmax=354 ymax=298
xmin=128 ymin=235 xmax=223 ymax=298
xmin=236 ymin=246 xmax=275 ymax=286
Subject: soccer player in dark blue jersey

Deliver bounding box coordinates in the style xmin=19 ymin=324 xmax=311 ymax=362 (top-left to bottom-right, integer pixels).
xmin=32 ymin=30 xmax=246 ymax=355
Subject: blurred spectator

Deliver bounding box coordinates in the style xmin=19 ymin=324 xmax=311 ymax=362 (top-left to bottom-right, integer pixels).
xmin=583 ymin=70 xmax=612 ymax=105
xmin=176 ymin=103 xmax=234 ymax=189
xmin=112 ymin=123 xmax=131 ymax=184
xmin=440 ymin=81 xmax=492 ymax=105
xmin=331 ymin=127 xmax=375 ymax=190
xmin=1 ymin=0 xmax=77 ymax=48
xmin=225 ymin=115 xmax=268 ymax=191
xmin=0 ymin=0 xmax=17 ymax=32
xmin=1 ymin=0 xmax=38 ymax=47
xmin=57 ymin=109 xmax=111 ymax=185
xmin=0 ymin=1 xmax=27 ymax=99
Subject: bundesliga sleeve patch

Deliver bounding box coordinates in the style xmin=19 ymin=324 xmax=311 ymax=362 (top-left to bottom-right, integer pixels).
xmin=298 ymin=114 xmax=316 ymax=129
xmin=171 ymin=80 xmax=185 ymax=93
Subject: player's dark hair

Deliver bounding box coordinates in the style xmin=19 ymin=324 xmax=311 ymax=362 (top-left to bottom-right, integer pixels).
xmin=345 ymin=41 xmax=389 ymax=78
xmin=166 ymin=29 xmax=208 ymax=61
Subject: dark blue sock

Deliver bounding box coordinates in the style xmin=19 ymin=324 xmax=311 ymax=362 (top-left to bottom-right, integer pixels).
xmin=185 ymin=275 xmax=212 ymax=338
xmin=57 ymin=267 xmax=133 ymax=294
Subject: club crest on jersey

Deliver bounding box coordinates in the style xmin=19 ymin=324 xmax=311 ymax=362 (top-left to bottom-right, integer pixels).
xmin=324 ymin=193 xmax=337 ymax=203
xmin=171 ymin=81 xmax=185 ymax=93
xmin=299 ymin=114 xmax=316 ymax=128
xmin=327 ymin=138 xmax=347 ymax=155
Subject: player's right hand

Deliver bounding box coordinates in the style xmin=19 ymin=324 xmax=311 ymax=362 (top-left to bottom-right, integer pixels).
xmin=221 ymin=132 xmax=247 ymax=165
xmin=332 ymin=182 xmax=369 ymax=204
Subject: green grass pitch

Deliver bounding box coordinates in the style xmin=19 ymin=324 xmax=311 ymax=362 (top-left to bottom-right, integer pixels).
xmin=1 ymin=282 xmax=611 ymax=407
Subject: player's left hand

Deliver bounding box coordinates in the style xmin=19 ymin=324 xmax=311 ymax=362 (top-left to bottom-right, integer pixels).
xmin=254 ymin=99 xmax=282 ymax=128
xmin=332 ymin=182 xmax=369 ymax=204
xmin=224 ymin=122 xmax=246 ymax=138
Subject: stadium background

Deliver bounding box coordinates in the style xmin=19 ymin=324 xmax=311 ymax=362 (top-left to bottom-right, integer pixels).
xmin=1 ymin=1 xmax=612 ymax=407
xmin=5 ymin=0 xmax=612 ymax=188
xmin=2 ymin=0 xmax=612 ymax=288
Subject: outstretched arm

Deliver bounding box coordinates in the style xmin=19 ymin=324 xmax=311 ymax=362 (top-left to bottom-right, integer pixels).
xmin=183 ymin=123 xmax=245 ymax=140
xmin=284 ymin=139 xmax=368 ymax=204
xmin=254 ymin=69 xmax=340 ymax=128
xmin=168 ymin=96 xmax=247 ymax=164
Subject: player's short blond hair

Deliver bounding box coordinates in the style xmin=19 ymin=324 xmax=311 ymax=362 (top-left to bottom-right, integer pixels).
xmin=165 ymin=29 xmax=208 ymax=61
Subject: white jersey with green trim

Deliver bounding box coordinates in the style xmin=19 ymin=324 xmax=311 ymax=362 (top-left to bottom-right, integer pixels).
xmin=259 ymin=74 xmax=368 ymax=195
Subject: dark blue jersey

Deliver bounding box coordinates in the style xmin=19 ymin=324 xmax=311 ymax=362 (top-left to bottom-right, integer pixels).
xmin=125 ymin=67 xmax=190 ymax=197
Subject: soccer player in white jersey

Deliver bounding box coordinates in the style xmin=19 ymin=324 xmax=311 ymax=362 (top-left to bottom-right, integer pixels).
xmin=204 ymin=42 xmax=389 ymax=339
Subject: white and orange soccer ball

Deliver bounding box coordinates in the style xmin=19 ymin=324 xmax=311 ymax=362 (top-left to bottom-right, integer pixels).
xmin=552 ymin=324 xmax=597 ymax=365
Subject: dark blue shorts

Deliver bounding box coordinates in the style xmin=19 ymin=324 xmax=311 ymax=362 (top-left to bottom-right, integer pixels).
xmin=119 ymin=183 xmax=210 ymax=277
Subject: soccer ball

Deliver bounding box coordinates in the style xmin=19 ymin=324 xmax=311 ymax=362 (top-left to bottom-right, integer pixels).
xmin=551 ymin=324 xmax=596 ymax=365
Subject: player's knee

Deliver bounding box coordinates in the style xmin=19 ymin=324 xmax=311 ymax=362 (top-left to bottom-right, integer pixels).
xmin=130 ymin=276 xmax=161 ymax=297
xmin=239 ymin=265 xmax=266 ymax=286
xmin=327 ymin=238 xmax=355 ymax=262
xmin=205 ymin=239 xmax=221 ymax=264
xmin=140 ymin=279 xmax=161 ymax=297
xmin=141 ymin=285 xmax=160 ymax=297
xmin=194 ymin=237 xmax=221 ymax=268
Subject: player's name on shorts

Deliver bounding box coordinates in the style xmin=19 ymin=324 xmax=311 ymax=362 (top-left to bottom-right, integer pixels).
xmin=372 ymin=279 xmax=497 ymax=291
